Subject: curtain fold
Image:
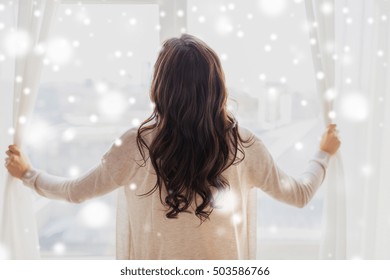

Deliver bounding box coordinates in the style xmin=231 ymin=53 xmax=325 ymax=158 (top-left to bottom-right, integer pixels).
xmin=304 ymin=0 xmax=347 ymax=259
xmin=340 ymin=0 xmax=390 ymax=259
xmin=0 ymin=0 xmax=60 ymax=259
xmin=306 ymin=0 xmax=390 ymax=259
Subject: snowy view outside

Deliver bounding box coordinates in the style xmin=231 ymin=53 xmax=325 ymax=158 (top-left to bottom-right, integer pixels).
xmin=2 ymin=0 xmax=327 ymax=259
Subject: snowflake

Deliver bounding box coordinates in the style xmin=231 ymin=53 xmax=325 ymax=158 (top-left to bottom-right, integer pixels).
xmin=177 ymin=10 xmax=184 ymax=17
xmin=259 ymin=0 xmax=287 ymax=17
xmin=321 ymin=2 xmax=333 ymax=15
xmin=68 ymin=166 xmax=80 ymax=177
xmin=132 ymin=118 xmax=140 ymax=127
xmin=215 ymin=16 xmax=233 ymax=35
xmin=89 ymin=114 xmax=98 ymax=123
xmin=52 ymin=242 xmax=66 ymax=255
xmin=98 ymin=91 xmax=127 ymax=120
xmin=340 ymin=93 xmax=369 ymax=122
xmin=18 ymin=115 xmax=27 ymax=124
xmin=4 ymin=29 xmax=31 ymax=57
xmin=46 ymin=38 xmax=73 ymax=65
xmin=328 ymin=111 xmax=337 ymax=120
xmin=270 ymin=33 xmax=278 ymax=41
xmin=361 ymin=164 xmax=373 ymax=177
xmin=236 ymin=30 xmax=244 ymax=38
xmin=78 ymin=201 xmax=111 ymax=228
xmin=65 ymin=8 xmax=72 ymax=16
xmin=114 ymin=138 xmax=123 ymax=147
xmin=67 ymin=95 xmax=75 ymax=103
xmin=231 ymin=213 xmax=242 ymax=225
xmin=324 ymin=88 xmax=337 ymax=101
xmin=7 ymin=127 xmax=15 ymax=135
xmin=228 ymin=3 xmax=235 ymax=10
xmin=62 ymin=129 xmax=76 ymax=142
xmin=294 ymin=142 xmax=303 ymax=151
xmin=316 ymin=72 xmax=325 ymax=80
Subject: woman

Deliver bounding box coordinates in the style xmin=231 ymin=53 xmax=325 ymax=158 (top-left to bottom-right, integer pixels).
xmin=4 ymin=34 xmax=340 ymax=259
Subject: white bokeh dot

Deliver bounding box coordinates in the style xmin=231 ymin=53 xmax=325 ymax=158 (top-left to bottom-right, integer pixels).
xmin=294 ymin=142 xmax=303 ymax=151
xmin=231 ymin=213 xmax=242 ymax=225
xmin=62 ymin=129 xmax=76 ymax=142
xmin=340 ymin=93 xmax=369 ymax=122
xmin=68 ymin=166 xmax=80 ymax=177
xmin=68 ymin=95 xmax=75 ymax=103
xmin=259 ymin=74 xmax=266 ymax=81
xmin=321 ymin=2 xmax=333 ymax=15
xmin=89 ymin=114 xmax=98 ymax=123
xmin=328 ymin=111 xmax=337 ymax=120
xmin=19 ymin=115 xmax=27 ymax=124
xmin=115 ymin=138 xmax=123 ymax=146
xmin=65 ymin=8 xmax=72 ymax=16
xmin=259 ymin=0 xmax=287 ymax=17
xmin=316 ymin=71 xmax=325 ymax=80
xmin=78 ymin=201 xmax=111 ymax=228
xmin=52 ymin=242 xmax=66 ymax=255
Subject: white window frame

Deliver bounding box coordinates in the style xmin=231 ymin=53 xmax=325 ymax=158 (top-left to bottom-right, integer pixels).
xmin=61 ymin=0 xmax=188 ymax=43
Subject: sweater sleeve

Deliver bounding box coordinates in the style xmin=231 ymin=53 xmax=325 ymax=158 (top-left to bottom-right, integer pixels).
xmin=21 ymin=128 xmax=141 ymax=203
xmin=245 ymin=133 xmax=330 ymax=208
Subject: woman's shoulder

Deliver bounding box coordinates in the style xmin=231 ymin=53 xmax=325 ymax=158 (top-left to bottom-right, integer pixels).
xmin=237 ymin=125 xmax=269 ymax=154
xmin=237 ymin=125 xmax=254 ymax=138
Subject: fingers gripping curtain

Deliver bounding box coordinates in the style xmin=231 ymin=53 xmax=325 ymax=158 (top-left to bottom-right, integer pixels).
xmin=304 ymin=0 xmax=347 ymax=259
xmin=0 ymin=0 xmax=59 ymax=259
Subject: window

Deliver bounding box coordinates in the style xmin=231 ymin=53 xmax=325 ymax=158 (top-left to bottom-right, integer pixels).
xmin=30 ymin=2 xmax=160 ymax=258
xmin=186 ymin=0 xmax=323 ymax=259
xmin=25 ymin=0 xmax=322 ymax=259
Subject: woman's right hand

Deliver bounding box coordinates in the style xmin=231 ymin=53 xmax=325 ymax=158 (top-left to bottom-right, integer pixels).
xmin=320 ymin=124 xmax=341 ymax=155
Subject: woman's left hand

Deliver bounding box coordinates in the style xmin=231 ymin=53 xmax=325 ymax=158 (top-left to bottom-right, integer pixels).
xmin=4 ymin=145 xmax=31 ymax=179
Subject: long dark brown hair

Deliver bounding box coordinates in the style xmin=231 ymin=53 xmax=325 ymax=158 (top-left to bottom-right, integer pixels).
xmin=136 ymin=34 xmax=254 ymax=222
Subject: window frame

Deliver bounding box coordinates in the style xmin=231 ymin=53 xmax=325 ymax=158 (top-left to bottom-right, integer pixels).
xmin=61 ymin=0 xmax=188 ymax=43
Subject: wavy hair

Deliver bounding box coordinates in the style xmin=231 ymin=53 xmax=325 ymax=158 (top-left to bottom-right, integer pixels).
xmin=136 ymin=34 xmax=254 ymax=222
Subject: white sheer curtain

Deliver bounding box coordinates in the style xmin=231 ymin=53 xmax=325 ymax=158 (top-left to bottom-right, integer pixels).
xmin=336 ymin=0 xmax=390 ymax=259
xmin=0 ymin=0 xmax=59 ymax=259
xmin=305 ymin=0 xmax=347 ymax=259
xmin=306 ymin=0 xmax=390 ymax=259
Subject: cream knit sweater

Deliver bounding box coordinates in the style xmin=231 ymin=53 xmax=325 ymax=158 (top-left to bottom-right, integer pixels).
xmin=22 ymin=126 xmax=330 ymax=259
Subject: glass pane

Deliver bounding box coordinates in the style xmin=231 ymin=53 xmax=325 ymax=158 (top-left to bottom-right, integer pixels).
xmin=28 ymin=3 xmax=160 ymax=259
xmin=187 ymin=0 xmax=323 ymax=259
